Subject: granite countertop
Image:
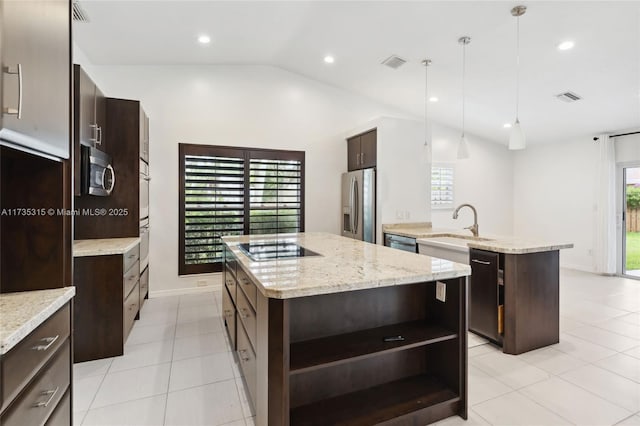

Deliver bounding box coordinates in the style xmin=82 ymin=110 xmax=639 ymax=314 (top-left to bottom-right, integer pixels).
xmin=74 ymin=237 xmax=140 ymax=257
xmin=384 ymin=223 xmax=573 ymax=254
xmin=0 ymin=287 xmax=75 ymax=355
xmin=222 ymin=232 xmax=470 ymax=299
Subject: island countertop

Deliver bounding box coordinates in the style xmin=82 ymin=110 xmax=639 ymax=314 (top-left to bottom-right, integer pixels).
xmin=383 ymin=223 xmax=573 ymax=254
xmin=73 ymin=237 xmax=140 ymax=257
xmin=222 ymin=232 xmax=470 ymax=299
xmin=0 ymin=287 xmax=75 ymax=354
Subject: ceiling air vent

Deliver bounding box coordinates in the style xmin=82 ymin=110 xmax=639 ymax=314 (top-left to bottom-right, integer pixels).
xmin=555 ymin=91 xmax=582 ymax=103
xmin=381 ymin=55 xmax=407 ymax=70
xmin=72 ymin=1 xmax=90 ymax=23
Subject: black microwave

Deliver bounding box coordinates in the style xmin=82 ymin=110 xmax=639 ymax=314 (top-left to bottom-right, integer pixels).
xmin=81 ymin=146 xmax=115 ymax=196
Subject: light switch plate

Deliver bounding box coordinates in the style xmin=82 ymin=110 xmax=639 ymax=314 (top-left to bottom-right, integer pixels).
xmin=436 ymin=281 xmax=446 ymax=302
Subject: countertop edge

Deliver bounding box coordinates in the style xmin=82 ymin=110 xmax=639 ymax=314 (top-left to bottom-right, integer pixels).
xmin=73 ymin=237 xmax=141 ymax=257
xmin=259 ymin=267 xmax=471 ymax=299
xmin=466 ymin=241 xmax=575 ymax=254
xmin=1 ymin=287 xmax=75 ymax=355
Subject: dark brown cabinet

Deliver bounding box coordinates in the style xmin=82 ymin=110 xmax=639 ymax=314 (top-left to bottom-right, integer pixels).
xmin=75 ymin=98 xmax=148 ymax=239
xmin=469 ymin=249 xmax=501 ymax=343
xmin=0 ymin=0 xmax=70 ymax=159
xmin=73 ymin=244 xmax=140 ymax=362
xmin=73 ymin=65 xmax=107 ymax=196
xmin=469 ymin=248 xmax=560 ymax=355
xmin=223 ymin=247 xmax=468 ymax=425
xmin=0 ymin=303 xmax=72 ymax=426
xmin=347 ymin=129 xmax=377 ymax=171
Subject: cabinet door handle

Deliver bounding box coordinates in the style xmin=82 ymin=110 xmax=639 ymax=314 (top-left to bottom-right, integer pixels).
xmin=471 ymin=259 xmax=491 ymax=265
xmin=32 ymin=335 xmax=59 ymax=351
xmin=240 ymin=308 xmax=251 ymax=319
xmin=356 ymin=153 xmax=360 ymax=165
xmin=96 ymin=126 xmax=103 ymax=145
xmin=34 ymin=387 xmax=59 ymax=408
xmin=3 ymin=64 xmax=23 ymax=119
xmin=361 ymin=152 xmax=365 ymax=164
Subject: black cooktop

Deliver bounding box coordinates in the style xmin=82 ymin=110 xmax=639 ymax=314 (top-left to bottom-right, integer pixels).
xmin=238 ymin=242 xmax=320 ymax=261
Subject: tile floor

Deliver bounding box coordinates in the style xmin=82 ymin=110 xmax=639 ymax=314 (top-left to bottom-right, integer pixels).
xmin=74 ymin=269 xmax=640 ymax=426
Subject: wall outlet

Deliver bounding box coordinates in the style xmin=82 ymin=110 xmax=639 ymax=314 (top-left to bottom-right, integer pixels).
xmin=396 ymin=210 xmax=403 ymax=220
xmin=587 ymin=249 xmax=593 ymax=256
xmin=196 ymin=279 xmax=208 ymax=287
xmin=436 ymin=281 xmax=446 ymax=302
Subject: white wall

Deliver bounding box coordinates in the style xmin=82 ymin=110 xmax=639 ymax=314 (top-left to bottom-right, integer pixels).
xmin=513 ymin=137 xmax=599 ymax=271
xmin=345 ymin=117 xmax=431 ymax=243
xmin=74 ymin=50 xmax=413 ymax=293
xmin=431 ymin=123 xmax=514 ymax=236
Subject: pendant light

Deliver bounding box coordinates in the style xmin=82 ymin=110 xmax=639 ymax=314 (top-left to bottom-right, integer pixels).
xmin=509 ymin=5 xmax=527 ymax=150
xmin=422 ymin=59 xmax=432 ymax=147
xmin=457 ymin=36 xmax=471 ymax=159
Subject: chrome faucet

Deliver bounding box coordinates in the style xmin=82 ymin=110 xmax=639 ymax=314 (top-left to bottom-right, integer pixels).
xmin=452 ymin=203 xmax=479 ymax=237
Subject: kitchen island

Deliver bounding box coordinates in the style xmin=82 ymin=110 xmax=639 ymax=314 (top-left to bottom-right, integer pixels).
xmin=222 ymin=232 xmax=470 ymax=426
xmin=383 ymin=223 xmax=573 ymax=355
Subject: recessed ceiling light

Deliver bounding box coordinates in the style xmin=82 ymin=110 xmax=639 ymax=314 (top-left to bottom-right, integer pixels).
xmin=198 ymin=35 xmax=211 ymax=44
xmin=503 ymin=123 xmax=512 ymax=128
xmin=557 ymin=40 xmax=574 ymax=51
xmin=429 ymin=97 xmax=439 ymax=103
xmin=324 ymin=55 xmax=335 ymax=64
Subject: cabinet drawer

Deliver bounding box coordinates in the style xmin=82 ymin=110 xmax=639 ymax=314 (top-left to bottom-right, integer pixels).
xmin=236 ymin=286 xmax=256 ymax=351
xmin=44 ymin=388 xmax=70 ymax=426
xmin=123 ymin=282 xmax=140 ymax=342
xmin=222 ymin=285 xmax=236 ymax=350
xmin=1 ymin=304 xmax=70 ymax=411
xmin=224 ymin=267 xmax=237 ymax=303
xmin=236 ymin=267 xmax=257 ymax=310
xmin=1 ymin=341 xmax=70 ymax=426
xmin=236 ymin=322 xmax=257 ymax=408
xmin=124 ymin=261 xmax=140 ymax=299
xmin=123 ymin=244 xmax=140 ymax=275
xmin=225 ymin=255 xmax=237 ymax=278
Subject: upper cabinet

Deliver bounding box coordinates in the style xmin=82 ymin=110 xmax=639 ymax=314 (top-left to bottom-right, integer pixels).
xmin=73 ymin=65 xmax=107 ymax=195
xmin=347 ymin=129 xmax=377 ymax=171
xmin=0 ymin=0 xmax=70 ymax=159
xmin=75 ymin=98 xmax=149 ymax=239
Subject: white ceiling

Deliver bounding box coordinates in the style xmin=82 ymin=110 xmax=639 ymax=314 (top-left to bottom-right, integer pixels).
xmin=75 ymin=1 xmax=640 ymax=145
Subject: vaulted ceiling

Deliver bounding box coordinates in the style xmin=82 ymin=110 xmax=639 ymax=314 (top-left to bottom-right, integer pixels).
xmin=75 ymin=1 xmax=640 ymax=145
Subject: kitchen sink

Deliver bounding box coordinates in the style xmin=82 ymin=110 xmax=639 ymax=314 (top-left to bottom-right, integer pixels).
xmin=417 ymin=236 xmax=494 ymax=264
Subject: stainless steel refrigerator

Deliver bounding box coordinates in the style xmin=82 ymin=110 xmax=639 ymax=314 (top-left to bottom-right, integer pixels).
xmin=341 ymin=168 xmax=375 ymax=243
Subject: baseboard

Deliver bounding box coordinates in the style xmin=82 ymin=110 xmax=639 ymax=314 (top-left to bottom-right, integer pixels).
xmin=560 ymin=263 xmax=596 ymax=274
xmin=149 ymin=283 xmax=223 ymax=298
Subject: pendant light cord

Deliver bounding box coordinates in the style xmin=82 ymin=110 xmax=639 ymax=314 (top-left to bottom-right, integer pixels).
xmin=516 ymin=14 xmax=520 ymax=121
xmin=425 ymin=61 xmax=429 ymax=146
xmin=462 ymin=41 xmax=466 ymax=137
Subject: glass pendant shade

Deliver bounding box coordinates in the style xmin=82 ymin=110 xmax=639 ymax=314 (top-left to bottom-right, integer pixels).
xmin=508 ymin=119 xmax=526 ymax=150
xmin=457 ymin=134 xmax=470 ymax=159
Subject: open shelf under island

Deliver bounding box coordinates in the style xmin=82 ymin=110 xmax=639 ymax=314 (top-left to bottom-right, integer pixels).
xmin=221 ymin=232 xmax=471 ymax=426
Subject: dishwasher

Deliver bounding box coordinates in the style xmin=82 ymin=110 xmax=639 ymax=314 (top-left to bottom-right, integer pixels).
xmin=384 ymin=233 xmax=417 ymax=253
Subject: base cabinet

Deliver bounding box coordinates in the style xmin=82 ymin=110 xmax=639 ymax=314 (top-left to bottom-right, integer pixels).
xmin=74 ymin=244 xmax=140 ymax=362
xmin=0 ymin=303 xmax=72 ymax=426
xmin=469 ymin=248 xmax=559 ymax=354
xmin=223 ymin=249 xmax=467 ymax=425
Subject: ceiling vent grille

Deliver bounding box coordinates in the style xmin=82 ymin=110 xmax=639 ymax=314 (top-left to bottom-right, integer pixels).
xmin=72 ymin=2 xmax=90 ymax=22
xmin=555 ymin=91 xmax=582 ymax=103
xmin=381 ymin=55 xmax=407 ymax=69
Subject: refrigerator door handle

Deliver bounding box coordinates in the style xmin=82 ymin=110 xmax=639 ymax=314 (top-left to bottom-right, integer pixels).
xmin=349 ymin=176 xmax=355 ymax=233
xmin=353 ymin=177 xmax=359 ymax=234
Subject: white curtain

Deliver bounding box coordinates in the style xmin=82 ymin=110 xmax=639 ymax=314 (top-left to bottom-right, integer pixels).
xmin=595 ymin=134 xmax=617 ymax=274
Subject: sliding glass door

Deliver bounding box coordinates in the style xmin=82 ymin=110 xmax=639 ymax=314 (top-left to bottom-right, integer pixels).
xmin=622 ymin=166 xmax=640 ymax=277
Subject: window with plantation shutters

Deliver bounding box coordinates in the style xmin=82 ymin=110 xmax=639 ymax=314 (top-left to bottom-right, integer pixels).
xmin=179 ymin=144 xmax=305 ymax=275
xmin=431 ymin=164 xmax=455 ymax=209
xmin=249 ymin=157 xmax=302 ymax=235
